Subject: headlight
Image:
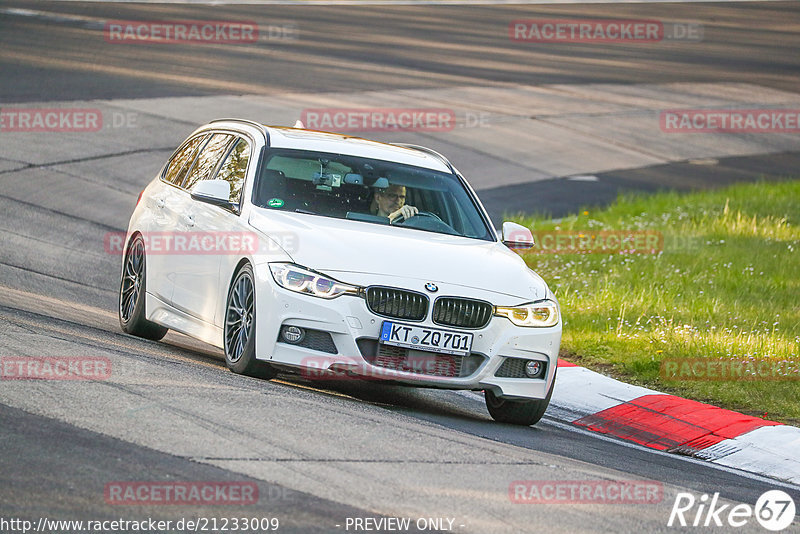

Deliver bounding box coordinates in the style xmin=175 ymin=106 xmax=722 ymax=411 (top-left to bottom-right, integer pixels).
xmin=494 ymin=299 xmax=559 ymax=327
xmin=269 ymin=263 xmax=361 ymax=299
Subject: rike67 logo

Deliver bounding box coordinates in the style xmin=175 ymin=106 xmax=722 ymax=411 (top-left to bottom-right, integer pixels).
xmin=668 ymin=490 xmax=796 ymax=531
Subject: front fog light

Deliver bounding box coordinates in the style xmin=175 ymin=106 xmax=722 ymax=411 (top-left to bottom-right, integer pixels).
xmin=524 ymin=360 xmax=543 ymax=378
xmin=281 ymin=325 xmax=305 ymax=344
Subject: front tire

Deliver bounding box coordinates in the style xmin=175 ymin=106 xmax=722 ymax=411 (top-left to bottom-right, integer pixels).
xmin=484 ymin=367 xmax=556 ymax=426
xmin=224 ymin=264 xmax=277 ymax=379
xmin=119 ymin=235 xmax=168 ymax=341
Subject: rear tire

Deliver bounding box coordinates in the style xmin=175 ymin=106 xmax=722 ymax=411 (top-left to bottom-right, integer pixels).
xmin=224 ymin=264 xmax=277 ymax=379
xmin=119 ymin=234 xmax=168 ymax=341
xmin=485 ymin=367 xmax=556 ymax=426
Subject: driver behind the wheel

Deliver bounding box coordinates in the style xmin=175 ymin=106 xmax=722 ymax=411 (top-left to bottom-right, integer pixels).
xmin=371 ymin=184 xmax=418 ymax=223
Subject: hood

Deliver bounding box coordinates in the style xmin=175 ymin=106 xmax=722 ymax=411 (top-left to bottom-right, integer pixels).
xmin=249 ymin=209 xmax=548 ymax=301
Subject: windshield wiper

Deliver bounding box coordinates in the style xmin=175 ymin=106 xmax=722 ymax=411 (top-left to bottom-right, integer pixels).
xmin=294 ymin=209 xmax=317 ymax=215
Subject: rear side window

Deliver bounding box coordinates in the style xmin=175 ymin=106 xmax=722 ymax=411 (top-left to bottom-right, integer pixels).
xmin=183 ymin=133 xmax=235 ymax=191
xmin=163 ymin=134 xmax=208 ymax=186
xmin=214 ymin=138 xmax=252 ymax=204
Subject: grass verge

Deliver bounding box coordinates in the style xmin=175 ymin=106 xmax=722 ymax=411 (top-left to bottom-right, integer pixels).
xmin=511 ymin=180 xmax=800 ymax=424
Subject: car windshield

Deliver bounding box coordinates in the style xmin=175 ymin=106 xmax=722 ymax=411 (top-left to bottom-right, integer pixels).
xmin=252 ymin=148 xmax=494 ymax=241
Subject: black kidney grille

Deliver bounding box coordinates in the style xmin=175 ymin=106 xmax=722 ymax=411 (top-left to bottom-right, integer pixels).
xmin=365 ymin=287 xmax=428 ymax=321
xmin=432 ymin=297 xmax=493 ymax=329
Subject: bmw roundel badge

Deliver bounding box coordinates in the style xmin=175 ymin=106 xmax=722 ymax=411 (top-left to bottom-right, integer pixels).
xmin=424 ymin=283 xmax=438 ymax=293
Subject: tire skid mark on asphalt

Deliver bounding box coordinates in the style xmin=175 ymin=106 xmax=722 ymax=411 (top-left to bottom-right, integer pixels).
xmin=0 ymin=300 xmax=225 ymax=372
xmin=393 ymin=90 xmax=672 ymax=166
xmin=0 ymin=192 xmax=122 ymax=233
xmin=0 ymin=312 xmax=321 ymax=461
xmin=0 ymin=227 xmax=112 ymax=264
xmin=0 ymin=261 xmax=116 ymax=294
xmin=0 ymin=287 xmax=433 ymax=410
xmin=0 ymin=194 xmax=121 ymax=246
xmin=39 ymin=164 xmax=146 ymax=196
xmin=1 ymin=283 xmax=120 ymax=324
xmin=0 ymin=147 xmax=176 ymax=176
xmin=2 ymin=51 xmax=296 ymax=96
xmin=272 ymin=376 xmax=392 ymax=404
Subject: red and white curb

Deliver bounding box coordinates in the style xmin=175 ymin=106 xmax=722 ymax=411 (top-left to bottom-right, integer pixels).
xmin=550 ymin=359 xmax=800 ymax=484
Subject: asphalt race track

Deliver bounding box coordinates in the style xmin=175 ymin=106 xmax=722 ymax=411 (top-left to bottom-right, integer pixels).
xmin=1 ymin=2 xmax=799 ymax=533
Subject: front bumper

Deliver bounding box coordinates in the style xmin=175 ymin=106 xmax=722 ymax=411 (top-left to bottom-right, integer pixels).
xmin=252 ymin=265 xmax=561 ymax=400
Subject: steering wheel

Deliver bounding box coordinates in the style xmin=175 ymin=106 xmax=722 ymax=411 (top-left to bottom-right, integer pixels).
xmin=391 ymin=211 xmax=444 ymax=225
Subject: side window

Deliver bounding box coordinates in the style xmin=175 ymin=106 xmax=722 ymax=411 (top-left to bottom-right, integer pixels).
xmin=163 ymin=134 xmax=208 ymax=186
xmin=183 ymin=133 xmax=235 ymax=191
xmin=214 ymin=138 xmax=252 ymax=204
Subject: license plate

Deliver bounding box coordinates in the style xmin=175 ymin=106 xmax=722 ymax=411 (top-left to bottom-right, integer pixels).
xmin=379 ymin=321 xmax=473 ymax=356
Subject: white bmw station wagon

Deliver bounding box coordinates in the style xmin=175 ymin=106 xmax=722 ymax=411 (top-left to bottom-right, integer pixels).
xmin=119 ymin=119 xmax=561 ymax=425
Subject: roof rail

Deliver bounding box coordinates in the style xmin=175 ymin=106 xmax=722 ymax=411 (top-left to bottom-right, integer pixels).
xmin=208 ymin=118 xmax=269 ymax=143
xmin=209 ymin=118 xmax=267 ymax=131
xmin=391 ymin=143 xmax=454 ymax=171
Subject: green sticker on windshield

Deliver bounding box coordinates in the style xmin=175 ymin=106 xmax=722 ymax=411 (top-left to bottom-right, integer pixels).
xmin=268 ymin=198 xmax=284 ymax=208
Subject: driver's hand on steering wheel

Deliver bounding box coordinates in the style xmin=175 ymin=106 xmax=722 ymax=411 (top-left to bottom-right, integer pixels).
xmin=389 ymin=205 xmax=418 ymax=223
